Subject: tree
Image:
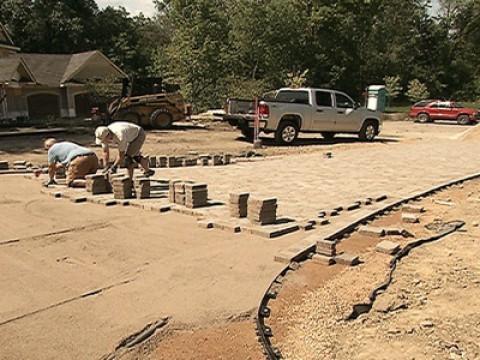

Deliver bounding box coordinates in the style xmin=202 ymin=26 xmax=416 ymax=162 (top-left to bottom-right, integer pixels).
xmin=406 ymin=79 xmax=430 ymax=102
xmin=383 ymin=76 xmax=403 ymax=101
xmin=285 ymin=70 xmax=309 ymax=89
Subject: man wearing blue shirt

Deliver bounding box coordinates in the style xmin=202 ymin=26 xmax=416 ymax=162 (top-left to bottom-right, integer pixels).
xmin=36 ymin=138 xmax=99 ymax=187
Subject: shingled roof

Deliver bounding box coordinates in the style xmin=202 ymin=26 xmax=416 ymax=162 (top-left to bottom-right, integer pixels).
xmin=0 ymin=57 xmax=36 ymax=83
xmin=0 ymin=21 xmax=126 ymax=86
xmin=0 ymin=23 xmax=15 ymax=47
xmin=1 ymin=51 xmax=126 ymax=86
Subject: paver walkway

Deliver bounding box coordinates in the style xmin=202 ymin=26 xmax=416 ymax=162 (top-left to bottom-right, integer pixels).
xmin=0 ymin=136 xmax=479 ymax=360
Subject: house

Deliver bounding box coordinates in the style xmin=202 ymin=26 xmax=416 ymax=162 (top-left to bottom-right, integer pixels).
xmin=0 ymin=23 xmax=127 ymax=121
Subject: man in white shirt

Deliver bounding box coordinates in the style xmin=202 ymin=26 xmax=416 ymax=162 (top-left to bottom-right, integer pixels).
xmin=95 ymin=122 xmax=154 ymax=179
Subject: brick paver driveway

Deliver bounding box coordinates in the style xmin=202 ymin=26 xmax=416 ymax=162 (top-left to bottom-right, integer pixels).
xmin=0 ymin=124 xmax=479 ymax=360
xmin=157 ymin=138 xmax=480 ymax=220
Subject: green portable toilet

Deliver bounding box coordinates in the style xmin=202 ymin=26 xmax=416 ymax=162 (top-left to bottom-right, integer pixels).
xmin=366 ymin=85 xmax=387 ymax=112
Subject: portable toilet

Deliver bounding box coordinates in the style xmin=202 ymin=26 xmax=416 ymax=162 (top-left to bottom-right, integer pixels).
xmin=366 ymin=85 xmax=387 ymax=112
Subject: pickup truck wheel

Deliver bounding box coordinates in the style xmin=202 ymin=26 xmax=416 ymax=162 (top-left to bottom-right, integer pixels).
xmin=416 ymin=113 xmax=430 ymax=123
xmin=359 ymin=121 xmax=377 ymax=142
xmin=457 ymin=114 xmax=471 ymax=126
xmin=321 ymin=132 xmax=336 ymax=140
xmin=275 ymin=121 xmax=299 ymax=145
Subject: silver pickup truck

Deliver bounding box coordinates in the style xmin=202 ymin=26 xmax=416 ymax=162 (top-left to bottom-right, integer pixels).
xmin=225 ymin=88 xmax=383 ymax=145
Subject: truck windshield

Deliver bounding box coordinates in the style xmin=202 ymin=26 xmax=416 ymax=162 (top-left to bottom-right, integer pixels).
xmin=276 ymin=91 xmax=309 ymax=104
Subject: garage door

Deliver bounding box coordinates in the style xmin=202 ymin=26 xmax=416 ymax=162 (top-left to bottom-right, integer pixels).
xmin=27 ymin=93 xmax=60 ymax=120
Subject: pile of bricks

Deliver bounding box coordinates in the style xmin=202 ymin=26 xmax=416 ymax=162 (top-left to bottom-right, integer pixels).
xmin=182 ymin=158 xmax=198 ymax=167
xmin=168 ymin=180 xmax=181 ymax=203
xmin=199 ymin=155 xmax=210 ymax=166
xmin=0 ymin=161 xmax=8 ymax=170
xmin=248 ymin=197 xmax=277 ymax=225
xmin=168 ymin=156 xmax=183 ymax=168
xmin=148 ymin=157 xmax=157 ymax=168
xmin=316 ymin=239 xmax=336 ymax=257
xmin=212 ymin=155 xmax=223 ymax=166
xmin=85 ymin=174 xmax=110 ymax=195
xmin=229 ymin=192 xmax=249 ymax=218
xmin=174 ymin=182 xmax=186 ymax=205
xmin=13 ymin=160 xmax=27 ymax=170
xmin=134 ymin=177 xmax=151 ymax=199
xmin=185 ymin=183 xmax=208 ymax=208
xmin=157 ymin=156 xmax=168 ymax=168
xmin=223 ymin=154 xmax=232 ymax=165
xmin=112 ymin=176 xmax=133 ymax=199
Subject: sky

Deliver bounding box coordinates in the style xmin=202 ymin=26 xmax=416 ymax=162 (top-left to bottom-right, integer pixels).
xmin=96 ymin=0 xmax=441 ymax=18
xmin=96 ymin=0 xmax=156 ymax=17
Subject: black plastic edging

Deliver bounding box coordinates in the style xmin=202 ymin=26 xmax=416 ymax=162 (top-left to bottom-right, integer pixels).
xmin=255 ymin=170 xmax=480 ymax=360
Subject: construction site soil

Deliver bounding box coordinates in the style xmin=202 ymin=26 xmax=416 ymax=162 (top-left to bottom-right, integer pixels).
xmin=1 ymin=120 xmax=479 ymax=360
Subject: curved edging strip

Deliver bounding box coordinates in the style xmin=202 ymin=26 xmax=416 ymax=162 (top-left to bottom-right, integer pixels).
xmin=256 ymin=170 xmax=480 ymax=360
xmin=346 ymin=220 xmax=465 ymax=320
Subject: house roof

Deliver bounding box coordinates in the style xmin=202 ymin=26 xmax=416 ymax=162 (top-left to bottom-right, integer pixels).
xmin=0 ymin=57 xmax=36 ymax=83
xmin=0 ymin=23 xmax=15 ymax=47
xmin=2 ymin=51 xmax=127 ymax=86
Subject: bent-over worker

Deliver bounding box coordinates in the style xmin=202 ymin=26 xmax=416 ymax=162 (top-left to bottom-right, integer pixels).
xmin=35 ymin=138 xmax=99 ymax=187
xmin=94 ymin=122 xmax=154 ymax=179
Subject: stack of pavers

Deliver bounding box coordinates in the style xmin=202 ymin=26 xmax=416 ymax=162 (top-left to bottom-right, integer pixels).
xmin=248 ymin=197 xmax=277 ymax=225
xmin=185 ymin=183 xmax=208 ymax=208
xmin=199 ymin=155 xmax=210 ymax=166
xmin=148 ymin=156 xmax=157 ymax=168
xmin=212 ymin=155 xmax=223 ymax=166
xmin=85 ymin=174 xmax=110 ymax=195
xmin=112 ymin=176 xmax=133 ymax=199
xmin=134 ymin=177 xmax=151 ymax=199
xmin=168 ymin=180 xmax=181 ymax=203
xmin=157 ymin=156 xmax=168 ymax=168
xmin=174 ymin=181 xmax=186 ymax=205
xmin=182 ymin=157 xmax=198 ymax=167
xmin=13 ymin=160 xmax=27 ymax=170
xmin=315 ymin=239 xmax=337 ymax=265
xmin=168 ymin=156 xmax=183 ymax=168
xmin=0 ymin=161 xmax=8 ymax=170
xmin=223 ymin=154 xmax=232 ymax=165
xmin=229 ymin=192 xmax=249 ymax=218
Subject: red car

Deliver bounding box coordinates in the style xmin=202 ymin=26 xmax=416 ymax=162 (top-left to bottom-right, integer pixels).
xmin=409 ymin=100 xmax=479 ymax=125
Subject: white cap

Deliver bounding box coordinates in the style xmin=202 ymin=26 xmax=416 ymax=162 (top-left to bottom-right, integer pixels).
xmin=95 ymin=126 xmax=109 ymax=145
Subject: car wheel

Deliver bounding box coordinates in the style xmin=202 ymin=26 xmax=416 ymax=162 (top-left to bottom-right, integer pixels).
xmin=416 ymin=113 xmax=430 ymax=123
xmin=150 ymin=109 xmax=173 ymax=129
xmin=275 ymin=121 xmax=299 ymax=145
xmin=321 ymin=132 xmax=336 ymax=140
xmin=457 ymin=114 xmax=471 ymax=126
xmin=359 ymin=120 xmax=377 ymax=142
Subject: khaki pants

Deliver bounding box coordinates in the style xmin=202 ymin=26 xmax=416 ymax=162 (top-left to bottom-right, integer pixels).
xmin=126 ymin=129 xmax=146 ymax=157
xmin=66 ymin=154 xmax=99 ymax=185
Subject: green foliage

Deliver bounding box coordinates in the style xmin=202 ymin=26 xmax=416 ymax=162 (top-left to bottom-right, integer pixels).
xmin=85 ymin=76 xmax=122 ymax=102
xmin=285 ymin=70 xmax=309 ymax=89
xmin=384 ymin=76 xmax=403 ymax=100
xmin=2 ymin=0 xmax=480 ymax=110
xmin=406 ymin=79 xmax=430 ymax=102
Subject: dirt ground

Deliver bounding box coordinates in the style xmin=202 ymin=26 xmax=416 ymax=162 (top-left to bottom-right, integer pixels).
xmin=270 ymin=180 xmax=480 ymax=360
xmin=0 ymin=121 xmax=474 ymax=166
xmin=1 ymin=120 xmax=479 ymax=360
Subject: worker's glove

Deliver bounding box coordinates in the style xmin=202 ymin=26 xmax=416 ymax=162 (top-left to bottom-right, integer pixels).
xmin=43 ymin=179 xmax=57 ymax=187
xmin=103 ymin=164 xmax=118 ymax=175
